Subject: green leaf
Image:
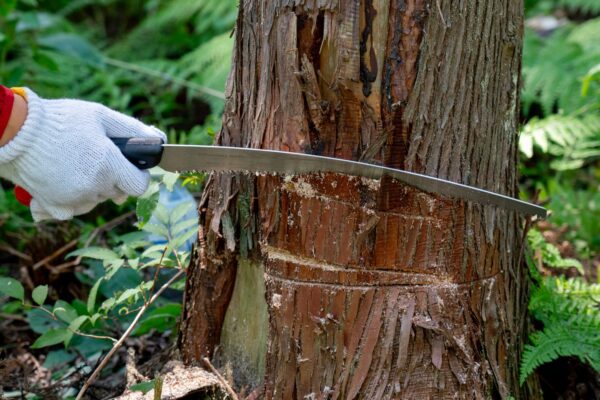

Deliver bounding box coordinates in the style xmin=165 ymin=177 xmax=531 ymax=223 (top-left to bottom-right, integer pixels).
xmin=172 ymin=218 xmax=198 ymax=236
xmin=33 ymin=51 xmax=59 ymax=71
xmin=582 ymin=64 xmax=600 ymax=96
xmin=54 ymin=300 xmax=78 ymax=323
xmin=27 ymin=308 xmax=62 ymax=334
xmin=38 ymin=33 xmax=104 ymax=67
xmin=130 ymin=380 xmax=156 ymax=394
xmin=31 ymin=328 xmax=72 ymax=349
xmin=154 ymin=204 xmax=170 ymax=226
xmin=90 ymin=313 xmax=102 ymax=326
xmin=43 ymin=350 xmax=76 ymax=369
xmin=68 ymin=247 xmax=120 ymax=261
xmin=116 ymin=288 xmax=142 ymax=305
xmin=142 ymin=223 xmax=169 ymax=238
xmin=105 ymin=259 xmax=125 ymax=280
xmin=170 ymin=202 xmax=194 ymax=224
xmin=171 ymin=228 xmax=198 ymax=250
xmin=32 ymin=285 xmax=48 ymax=306
xmin=134 ymin=304 xmax=181 ymax=336
xmin=142 ymin=244 xmax=171 ymax=259
xmin=87 ymin=278 xmax=103 ymax=314
xmin=0 ymin=0 xmax=16 ymax=17
xmin=137 ymin=182 xmax=160 ymax=227
xmin=162 ymin=171 xmax=180 ymax=192
xmin=68 ymin=315 xmax=89 ymax=332
xmin=0 ymin=277 xmax=24 ymax=302
xmin=100 ymin=297 xmax=116 ymax=313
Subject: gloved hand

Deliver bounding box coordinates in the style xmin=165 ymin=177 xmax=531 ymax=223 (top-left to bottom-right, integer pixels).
xmin=0 ymin=88 xmax=166 ymax=222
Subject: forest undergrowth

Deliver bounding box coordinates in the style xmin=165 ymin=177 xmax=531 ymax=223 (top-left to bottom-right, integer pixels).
xmin=0 ymin=0 xmax=598 ymax=399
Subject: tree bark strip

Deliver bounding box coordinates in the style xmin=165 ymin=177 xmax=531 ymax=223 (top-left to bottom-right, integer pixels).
xmin=180 ymin=1 xmax=537 ymax=398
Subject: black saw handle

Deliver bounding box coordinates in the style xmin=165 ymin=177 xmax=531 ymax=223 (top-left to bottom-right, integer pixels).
xmin=111 ymin=137 xmax=164 ymax=170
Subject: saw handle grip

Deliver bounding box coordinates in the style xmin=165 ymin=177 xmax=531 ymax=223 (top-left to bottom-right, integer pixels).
xmin=111 ymin=137 xmax=164 ymax=170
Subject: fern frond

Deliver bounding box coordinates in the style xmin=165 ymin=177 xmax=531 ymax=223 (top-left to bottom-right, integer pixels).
xmin=524 ymin=276 xmax=600 ymax=384
xmin=522 ymin=18 xmax=600 ymax=116
xmin=520 ymin=322 xmax=600 ymax=384
xmin=526 ymin=0 xmax=600 ymax=15
xmin=556 ymin=0 xmax=600 ymax=14
xmin=520 ymin=114 xmax=600 ymax=169
xmin=109 ymin=0 xmax=237 ymax=60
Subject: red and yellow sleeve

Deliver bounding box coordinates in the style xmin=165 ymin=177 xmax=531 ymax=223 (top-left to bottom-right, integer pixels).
xmin=0 ymin=86 xmax=27 ymax=141
xmin=0 ymin=85 xmax=15 ymax=140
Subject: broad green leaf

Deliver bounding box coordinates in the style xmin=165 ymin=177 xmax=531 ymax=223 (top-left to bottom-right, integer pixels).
xmin=100 ymin=297 xmax=116 ymax=313
xmin=116 ymin=288 xmax=141 ymax=305
xmin=31 ymin=328 xmax=72 ymax=349
xmin=154 ymin=204 xmax=170 ymax=226
xmin=134 ymin=304 xmax=182 ymax=336
xmin=68 ymin=247 xmax=120 ymax=261
xmin=130 ymin=380 xmax=156 ymax=394
xmin=33 ymin=51 xmax=59 ymax=71
xmin=2 ymin=300 xmax=22 ymax=314
xmin=582 ymin=64 xmax=600 ymax=96
xmin=27 ymin=308 xmax=62 ymax=334
xmin=54 ymin=300 xmax=78 ymax=323
xmin=0 ymin=0 xmax=16 ymax=17
xmin=0 ymin=277 xmax=24 ymax=301
xmin=128 ymin=258 xmax=140 ymax=270
xmin=171 ymin=228 xmax=198 ymax=249
xmin=170 ymin=202 xmax=194 ymax=224
xmin=142 ymin=223 xmax=169 ymax=238
xmin=15 ymin=11 xmax=40 ymax=31
xmin=43 ymin=350 xmax=76 ymax=369
xmin=172 ymin=218 xmax=198 ymax=236
xmin=90 ymin=313 xmax=102 ymax=326
xmin=140 ymin=244 xmax=166 ymax=258
xmin=105 ymin=259 xmax=125 ymax=280
xmin=87 ymin=278 xmax=103 ymax=314
xmin=38 ymin=33 xmax=104 ymax=67
xmin=162 ymin=171 xmax=180 ymax=192
xmin=118 ymin=232 xmax=150 ymax=249
xmin=32 ymin=285 xmax=48 ymax=306
xmin=137 ymin=182 xmax=160 ymax=227
xmin=69 ymin=315 xmax=89 ymax=332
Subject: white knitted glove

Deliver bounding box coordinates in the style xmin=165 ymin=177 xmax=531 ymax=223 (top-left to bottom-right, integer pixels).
xmin=0 ymin=88 xmax=166 ymax=222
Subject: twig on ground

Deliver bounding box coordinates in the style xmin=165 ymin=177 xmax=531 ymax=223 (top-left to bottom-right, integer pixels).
xmin=202 ymin=357 xmax=239 ymax=400
xmin=32 ymin=239 xmax=78 ymax=270
xmin=0 ymin=244 xmax=32 ymax=262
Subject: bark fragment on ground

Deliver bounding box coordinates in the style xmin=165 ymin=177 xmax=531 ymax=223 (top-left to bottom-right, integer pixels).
xmin=116 ymin=360 xmax=223 ymax=400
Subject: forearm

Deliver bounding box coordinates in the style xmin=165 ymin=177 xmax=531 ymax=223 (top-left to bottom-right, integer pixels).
xmin=0 ymin=86 xmax=27 ymax=147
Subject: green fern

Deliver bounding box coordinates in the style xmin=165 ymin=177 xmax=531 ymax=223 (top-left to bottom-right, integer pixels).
xmin=521 ymin=321 xmax=600 ymax=384
xmin=527 ymin=230 xmax=585 ymax=273
xmin=522 ymin=18 xmax=600 ymax=116
xmin=526 ymin=0 xmax=600 ymax=15
xmin=555 ymin=0 xmax=600 ymax=13
xmin=521 ymin=276 xmax=600 ymax=384
xmin=520 ymin=114 xmax=600 ymax=170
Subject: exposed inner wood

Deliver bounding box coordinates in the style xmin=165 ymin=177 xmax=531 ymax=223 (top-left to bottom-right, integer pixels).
xmin=180 ymin=1 xmax=531 ymax=398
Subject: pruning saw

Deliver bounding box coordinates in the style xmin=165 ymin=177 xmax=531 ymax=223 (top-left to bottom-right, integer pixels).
xmin=112 ymin=137 xmax=547 ymax=218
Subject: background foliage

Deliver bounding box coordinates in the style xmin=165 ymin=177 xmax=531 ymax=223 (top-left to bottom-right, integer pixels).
xmin=519 ymin=0 xmax=600 ymax=394
xmin=0 ymin=0 xmax=235 ymax=398
xmin=0 ymin=0 xmax=598 ymax=398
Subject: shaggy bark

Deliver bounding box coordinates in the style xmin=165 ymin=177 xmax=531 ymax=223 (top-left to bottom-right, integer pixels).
xmin=180 ymin=1 xmax=538 ymax=398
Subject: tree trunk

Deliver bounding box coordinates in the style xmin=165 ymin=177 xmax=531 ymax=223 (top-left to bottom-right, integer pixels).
xmin=180 ymin=1 xmax=538 ymax=398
